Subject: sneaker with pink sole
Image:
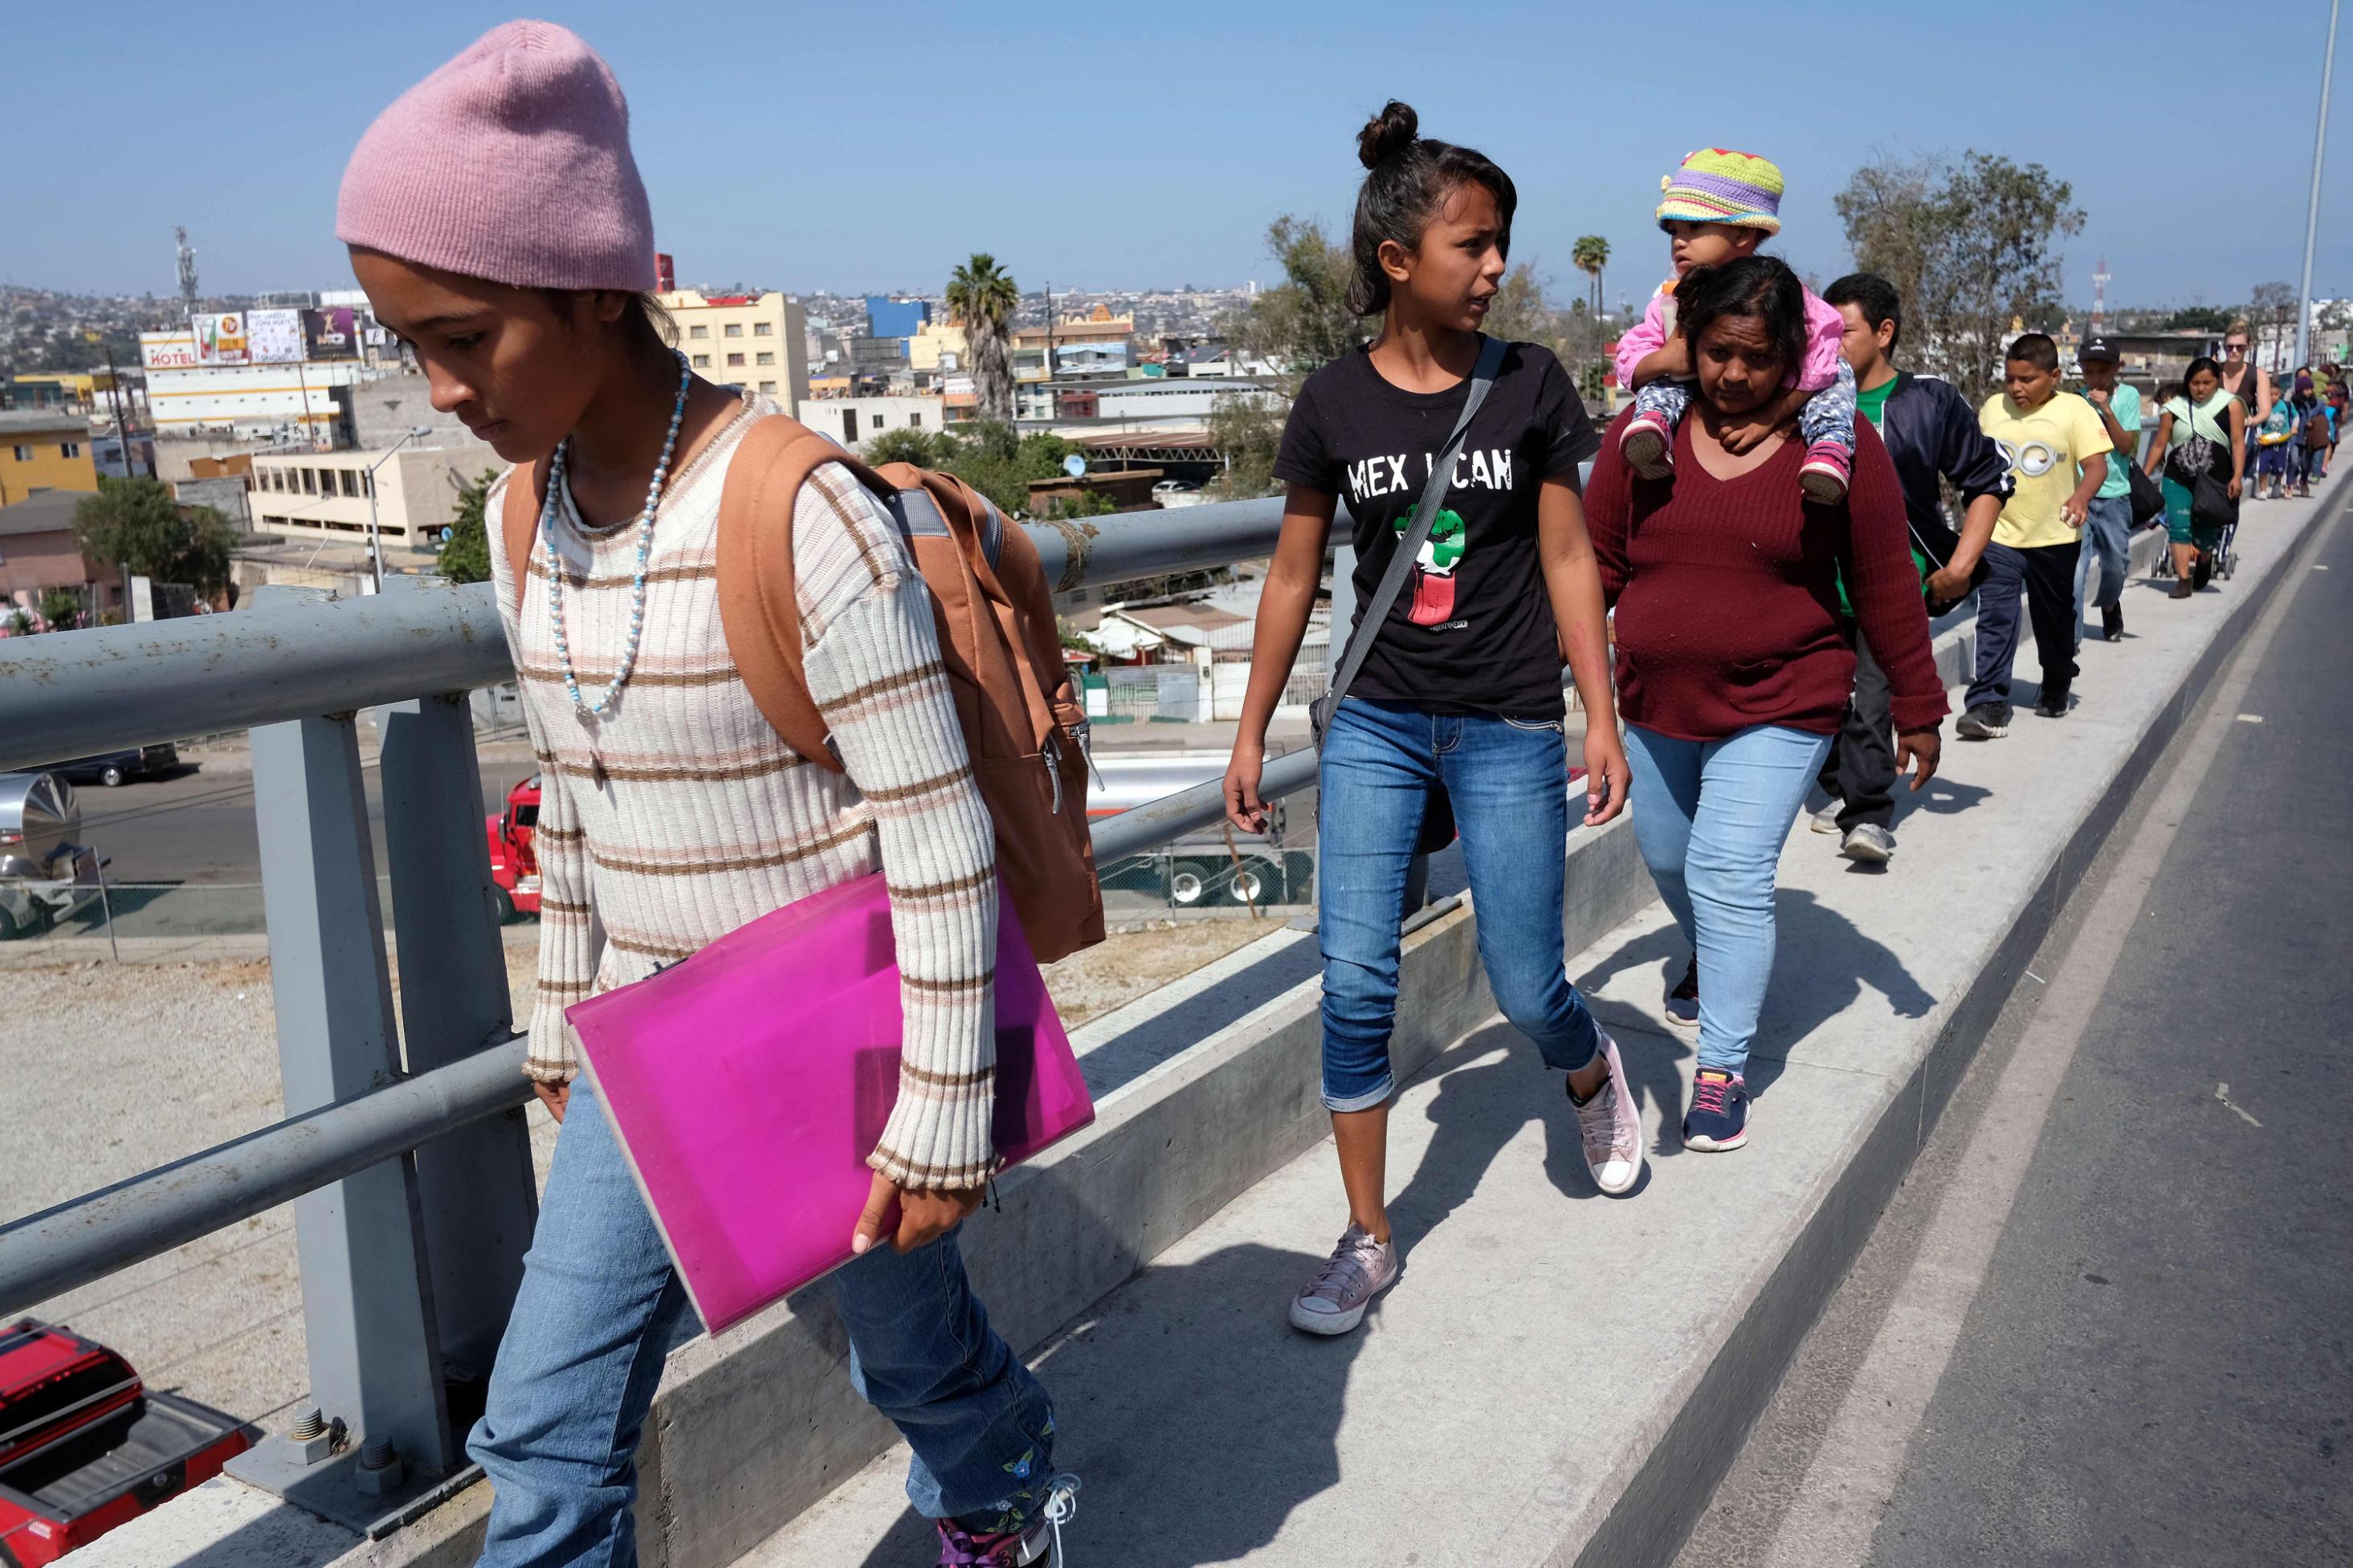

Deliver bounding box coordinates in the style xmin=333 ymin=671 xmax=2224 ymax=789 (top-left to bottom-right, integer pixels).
xmin=1798 ymin=441 xmax=1852 ymax=503
xmin=934 ymin=1476 xmax=1081 ymax=1566
xmin=1568 ymin=1030 xmax=1644 ymax=1195
xmin=1619 ymin=409 xmax=1676 ymax=479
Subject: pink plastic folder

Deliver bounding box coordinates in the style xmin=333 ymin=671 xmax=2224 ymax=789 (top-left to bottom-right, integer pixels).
xmin=566 ymin=874 xmax=1094 ymax=1335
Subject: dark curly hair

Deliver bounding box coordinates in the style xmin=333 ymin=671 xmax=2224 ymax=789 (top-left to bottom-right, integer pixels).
xmin=1345 ymin=100 xmax=1517 ymax=318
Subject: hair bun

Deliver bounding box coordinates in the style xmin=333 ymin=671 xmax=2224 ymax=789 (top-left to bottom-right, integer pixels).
xmin=1356 ymin=100 xmax=1419 ymax=170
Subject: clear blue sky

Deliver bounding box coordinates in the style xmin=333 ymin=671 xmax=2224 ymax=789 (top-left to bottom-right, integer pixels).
xmin=11 ymin=0 xmax=2349 ymax=311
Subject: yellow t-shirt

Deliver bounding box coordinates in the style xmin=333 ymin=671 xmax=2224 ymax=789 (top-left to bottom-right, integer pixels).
xmin=1980 ymin=391 xmax=2114 ymax=549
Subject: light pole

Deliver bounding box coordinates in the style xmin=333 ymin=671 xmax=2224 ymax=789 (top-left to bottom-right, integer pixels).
xmin=2295 ymin=0 xmax=2341 ymax=369
xmin=365 ymin=426 xmax=433 ymax=593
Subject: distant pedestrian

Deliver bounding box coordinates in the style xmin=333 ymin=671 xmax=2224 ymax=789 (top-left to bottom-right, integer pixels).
xmin=1613 ymin=149 xmax=1859 ymax=502
xmin=1584 ymin=255 xmax=1946 ymax=1154
xmin=1225 ymin=100 xmax=1637 ymax=1341
xmin=2254 ymin=392 xmax=2298 ymax=500
xmin=2290 ymin=369 xmax=2333 ymax=495
xmin=2217 ymin=323 xmax=2273 ymax=493
xmin=1958 ymin=334 xmax=2111 ymax=735
xmin=2143 ymin=355 xmax=2246 ymax=597
xmin=2073 ymin=336 xmax=2142 ymax=644
xmin=339 ymin=22 xmax=1075 ymax=1566
xmin=1809 ymin=271 xmax=2012 ymax=867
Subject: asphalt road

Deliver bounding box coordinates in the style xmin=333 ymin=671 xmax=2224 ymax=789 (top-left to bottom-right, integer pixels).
xmin=1678 ymin=494 xmax=2352 ymax=1564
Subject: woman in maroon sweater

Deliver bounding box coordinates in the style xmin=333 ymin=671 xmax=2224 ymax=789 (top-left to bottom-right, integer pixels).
xmin=1584 ymin=256 xmax=1946 ymax=1153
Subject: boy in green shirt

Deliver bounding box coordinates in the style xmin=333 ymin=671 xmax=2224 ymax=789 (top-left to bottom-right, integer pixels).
xmin=1960 ymin=334 xmax=2110 ymax=735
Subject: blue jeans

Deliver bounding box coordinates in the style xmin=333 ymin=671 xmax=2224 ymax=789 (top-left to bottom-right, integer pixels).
xmin=469 ymin=1081 xmax=1057 ymax=1567
xmin=1623 ymin=723 xmax=1831 ymax=1078
xmin=2074 ymin=492 xmax=2132 ymax=621
xmin=1315 ymin=698 xmax=1602 ymax=1110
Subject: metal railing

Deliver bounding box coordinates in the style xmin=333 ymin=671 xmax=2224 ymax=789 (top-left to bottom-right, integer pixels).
xmin=0 ymin=496 xmax=1304 ymax=1530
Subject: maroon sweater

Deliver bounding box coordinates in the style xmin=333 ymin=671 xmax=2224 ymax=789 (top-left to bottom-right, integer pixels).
xmin=1584 ymin=409 xmax=1947 ymax=742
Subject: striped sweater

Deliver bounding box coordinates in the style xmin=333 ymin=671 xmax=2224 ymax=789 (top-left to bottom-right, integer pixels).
xmin=487 ymin=392 xmax=1001 ymax=1191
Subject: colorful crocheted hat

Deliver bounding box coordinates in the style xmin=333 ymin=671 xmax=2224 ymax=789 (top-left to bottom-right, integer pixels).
xmin=1655 ymin=149 xmax=1785 ymax=234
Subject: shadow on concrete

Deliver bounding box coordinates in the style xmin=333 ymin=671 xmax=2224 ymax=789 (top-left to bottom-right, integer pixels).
xmin=848 ymin=1241 xmax=1360 ymax=1568
xmin=1573 ymin=889 xmax=1933 ymax=1104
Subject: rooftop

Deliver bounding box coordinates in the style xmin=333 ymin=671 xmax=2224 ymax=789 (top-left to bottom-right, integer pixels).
xmin=0 ymin=409 xmax=92 ymax=436
xmin=0 ymin=489 xmax=87 ymax=537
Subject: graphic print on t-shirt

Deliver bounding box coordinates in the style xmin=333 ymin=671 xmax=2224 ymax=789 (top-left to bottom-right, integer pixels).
xmin=1345 ymin=446 xmax=1515 ymax=631
xmin=1269 ymin=342 xmax=1600 ymax=719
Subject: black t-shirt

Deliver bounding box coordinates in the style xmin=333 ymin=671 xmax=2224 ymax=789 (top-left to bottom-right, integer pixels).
xmin=1273 ymin=340 xmax=1599 ymax=719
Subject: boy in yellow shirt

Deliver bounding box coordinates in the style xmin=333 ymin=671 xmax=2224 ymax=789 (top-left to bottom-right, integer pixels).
xmin=1959 ymin=334 xmax=2111 ymax=735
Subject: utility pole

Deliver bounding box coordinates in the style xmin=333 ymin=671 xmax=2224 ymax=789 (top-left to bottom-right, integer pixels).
xmin=2296 ymin=0 xmax=2340 ymax=369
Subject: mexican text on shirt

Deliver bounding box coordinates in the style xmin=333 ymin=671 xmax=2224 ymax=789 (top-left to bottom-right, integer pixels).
xmin=1344 ymin=446 xmax=1517 ymax=503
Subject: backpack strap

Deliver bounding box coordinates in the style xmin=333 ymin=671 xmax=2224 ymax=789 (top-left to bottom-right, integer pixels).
xmin=715 ymin=414 xmax=904 ymax=775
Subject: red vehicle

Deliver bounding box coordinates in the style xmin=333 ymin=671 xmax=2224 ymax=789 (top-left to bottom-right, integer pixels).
xmin=485 ymin=774 xmax=543 ymax=922
xmin=0 ymin=1321 xmax=251 ymax=1566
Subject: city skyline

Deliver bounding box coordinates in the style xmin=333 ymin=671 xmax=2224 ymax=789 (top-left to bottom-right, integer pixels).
xmin=7 ymin=0 xmax=2347 ymax=310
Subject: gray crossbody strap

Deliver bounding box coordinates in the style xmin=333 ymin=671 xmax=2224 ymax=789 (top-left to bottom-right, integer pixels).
xmin=1315 ymin=333 xmax=1508 ymax=744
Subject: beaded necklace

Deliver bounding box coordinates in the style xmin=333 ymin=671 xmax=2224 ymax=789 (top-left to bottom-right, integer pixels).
xmin=541 ymin=349 xmax=692 ymax=739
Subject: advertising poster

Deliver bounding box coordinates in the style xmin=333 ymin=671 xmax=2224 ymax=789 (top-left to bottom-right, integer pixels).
xmin=247 ymin=308 xmax=304 ymax=364
xmin=192 ymin=312 xmax=248 ymax=365
xmin=141 ymin=332 xmax=198 ymax=370
xmin=303 ymin=306 xmax=361 ymax=359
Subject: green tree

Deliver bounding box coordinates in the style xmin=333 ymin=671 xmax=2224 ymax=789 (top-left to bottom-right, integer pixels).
xmin=1230 ymin=216 xmax=1360 ymax=371
xmin=1482 ymin=263 xmax=1558 ymax=348
xmin=1835 ymin=151 xmax=2085 ymax=404
xmin=932 ymin=423 xmax=1095 ymax=516
xmin=1572 ymin=234 xmax=1610 ymax=318
xmin=71 ymin=476 xmax=234 ymax=599
xmin=1205 ymin=386 xmax=1286 ymax=499
xmin=864 ymin=426 xmax=948 ymax=467
xmin=944 ymin=255 xmax=1020 ymax=426
xmin=2164 ymin=305 xmax=2233 ymax=332
xmin=38 ymin=588 xmax=83 ymax=629
xmin=436 ymin=470 xmax=499 ymax=584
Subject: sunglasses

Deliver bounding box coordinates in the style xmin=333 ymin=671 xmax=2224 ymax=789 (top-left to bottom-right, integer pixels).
xmin=2226 ymin=341 xmax=2249 ymax=350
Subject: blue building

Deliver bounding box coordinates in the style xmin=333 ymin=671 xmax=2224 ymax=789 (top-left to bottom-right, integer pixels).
xmin=865 ymin=296 xmax=932 ymax=339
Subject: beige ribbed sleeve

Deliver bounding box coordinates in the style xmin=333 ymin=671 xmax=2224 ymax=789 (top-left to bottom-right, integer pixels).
xmin=793 ymin=463 xmax=1001 ymax=1191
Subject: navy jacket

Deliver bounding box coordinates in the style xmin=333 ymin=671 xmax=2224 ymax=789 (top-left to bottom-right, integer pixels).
xmin=1876 ymin=371 xmax=2014 ymax=597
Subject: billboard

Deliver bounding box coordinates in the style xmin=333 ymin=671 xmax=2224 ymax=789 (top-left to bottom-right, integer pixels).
xmin=141 ymin=331 xmax=199 ymax=370
xmin=247 ymin=308 xmax=304 ymax=365
xmin=303 ymin=306 xmax=361 ymax=360
xmin=191 ymin=312 xmax=248 ymax=365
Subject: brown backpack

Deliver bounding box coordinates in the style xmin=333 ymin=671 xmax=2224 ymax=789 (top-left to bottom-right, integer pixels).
xmin=500 ymin=413 xmax=1104 ymax=963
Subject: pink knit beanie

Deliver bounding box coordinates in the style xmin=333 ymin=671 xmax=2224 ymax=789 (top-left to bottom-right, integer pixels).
xmin=337 ymin=20 xmax=655 ymax=291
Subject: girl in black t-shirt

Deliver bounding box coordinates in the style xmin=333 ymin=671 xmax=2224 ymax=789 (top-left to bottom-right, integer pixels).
xmin=1222 ymin=100 xmax=1639 ymax=1339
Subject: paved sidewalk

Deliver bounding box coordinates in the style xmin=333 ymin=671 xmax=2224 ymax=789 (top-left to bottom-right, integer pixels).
xmin=744 ymin=492 xmax=2341 ymax=1566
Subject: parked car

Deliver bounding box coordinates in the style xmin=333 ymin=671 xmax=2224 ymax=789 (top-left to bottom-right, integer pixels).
xmin=1086 ymin=751 xmax=1306 ymax=906
xmin=485 ymin=774 xmax=543 ymax=922
xmin=48 ymin=745 xmax=177 ymax=788
xmin=0 ymin=1320 xmax=251 ymax=1566
xmin=1150 ymin=480 xmax=1196 ymax=498
xmin=0 ymin=774 xmax=100 ymax=941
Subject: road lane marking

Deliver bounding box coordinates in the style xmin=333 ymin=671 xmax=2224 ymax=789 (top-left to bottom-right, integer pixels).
xmin=2214 ymin=1082 xmax=2263 ymax=1128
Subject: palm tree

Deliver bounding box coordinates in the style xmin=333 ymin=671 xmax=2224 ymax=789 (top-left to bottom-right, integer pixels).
xmin=1572 ymin=235 xmax=1610 ymax=321
xmin=945 ymin=254 xmax=1019 ymax=427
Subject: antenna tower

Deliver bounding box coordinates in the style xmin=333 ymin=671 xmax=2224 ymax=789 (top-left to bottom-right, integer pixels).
xmin=2091 ymin=256 xmax=2110 ymax=336
xmin=175 ymin=226 xmax=199 ymax=311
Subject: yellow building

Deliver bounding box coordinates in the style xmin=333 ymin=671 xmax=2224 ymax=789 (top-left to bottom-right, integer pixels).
xmin=655 ymin=290 xmax=810 ymax=409
xmin=907 ymin=320 xmax=969 ymax=374
xmin=9 ymin=371 xmax=120 ymax=412
xmin=0 ymin=410 xmax=100 ymax=507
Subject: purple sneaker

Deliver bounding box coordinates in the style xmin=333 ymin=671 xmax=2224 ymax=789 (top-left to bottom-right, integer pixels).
xmin=1620 ymin=409 xmax=1676 ymax=479
xmin=936 ymin=1476 xmax=1080 ymax=1566
xmin=1569 ymin=1032 xmax=1643 ymax=1195
xmin=1288 ymin=1224 xmax=1399 ymax=1335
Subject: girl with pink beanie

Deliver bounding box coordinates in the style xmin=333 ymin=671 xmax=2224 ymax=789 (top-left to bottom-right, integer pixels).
xmin=339 ymin=22 xmax=1074 ymax=1566
xmin=1613 ymin=149 xmax=1858 ymax=503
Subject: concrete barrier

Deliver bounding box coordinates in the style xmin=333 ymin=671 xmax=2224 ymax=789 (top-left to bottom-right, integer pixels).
xmin=82 ymin=486 xmax=2335 ymax=1568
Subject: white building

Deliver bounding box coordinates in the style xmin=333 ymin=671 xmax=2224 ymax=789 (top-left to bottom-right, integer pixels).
xmin=799 ymin=395 xmax=947 ymax=450
xmin=247 ymin=446 xmax=479 ymax=558
xmin=141 ymin=329 xmax=372 ymax=442
xmin=1091 ymin=378 xmax=1276 ymax=430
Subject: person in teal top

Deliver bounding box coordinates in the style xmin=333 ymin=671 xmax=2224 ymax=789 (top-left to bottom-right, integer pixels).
xmin=2074 ymin=337 xmax=2140 ymax=643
